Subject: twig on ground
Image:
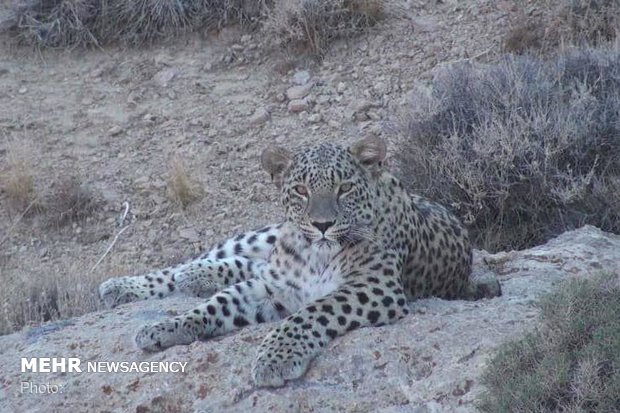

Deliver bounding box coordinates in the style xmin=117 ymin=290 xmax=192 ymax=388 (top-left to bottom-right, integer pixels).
xmin=90 ymin=201 xmax=131 ymax=273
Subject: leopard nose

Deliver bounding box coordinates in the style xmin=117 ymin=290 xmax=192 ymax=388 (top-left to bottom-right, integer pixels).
xmin=311 ymin=221 xmax=335 ymax=234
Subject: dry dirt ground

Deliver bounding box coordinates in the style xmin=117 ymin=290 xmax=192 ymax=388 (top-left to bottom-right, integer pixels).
xmin=0 ymin=0 xmax=521 ymax=333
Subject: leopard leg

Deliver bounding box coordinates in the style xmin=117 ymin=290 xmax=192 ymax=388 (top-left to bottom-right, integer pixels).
xmin=135 ymin=277 xmax=292 ymax=351
xmin=251 ymin=278 xmax=409 ymax=387
xmin=98 ymin=224 xmax=281 ymax=308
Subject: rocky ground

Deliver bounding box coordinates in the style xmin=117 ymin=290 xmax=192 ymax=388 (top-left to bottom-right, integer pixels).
xmin=1 ymin=226 xmax=619 ymax=412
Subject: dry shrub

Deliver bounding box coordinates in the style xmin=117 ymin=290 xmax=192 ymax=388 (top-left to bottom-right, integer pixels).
xmin=263 ymin=0 xmax=386 ymax=58
xmin=503 ymin=18 xmax=545 ymax=55
xmin=1 ymin=145 xmax=38 ymax=214
xmin=44 ymin=176 xmax=99 ymax=227
xmin=504 ymin=0 xmax=620 ymax=54
xmin=167 ymin=156 xmax=202 ymax=208
xmin=559 ymin=0 xmax=620 ymax=43
xmin=0 ymin=261 xmax=108 ymax=335
xmin=13 ymin=0 xmax=268 ymax=48
xmin=17 ymin=0 xmax=100 ymax=48
xmin=396 ymin=46 xmax=620 ymax=252
xmin=11 ymin=0 xmax=384 ymax=52
xmin=480 ymin=273 xmax=620 ymax=412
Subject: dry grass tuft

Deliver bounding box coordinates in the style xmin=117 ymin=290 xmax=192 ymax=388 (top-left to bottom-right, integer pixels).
xmin=504 ymin=0 xmax=620 ymax=55
xmin=11 ymin=0 xmax=386 ymax=53
xmin=0 ymin=260 xmax=122 ymax=335
xmin=263 ymin=0 xmax=386 ymax=58
xmin=2 ymin=145 xmax=38 ymax=215
xmin=558 ymin=0 xmax=620 ymax=44
xmin=503 ymin=18 xmax=545 ymax=55
xmin=167 ymin=156 xmax=202 ymax=209
xmin=17 ymin=0 xmax=100 ymax=49
xmin=44 ymin=176 xmax=99 ymax=227
xmin=480 ymin=273 xmax=620 ymax=412
xmin=396 ymin=46 xmax=620 ymax=252
xmin=13 ymin=0 xmax=268 ymax=48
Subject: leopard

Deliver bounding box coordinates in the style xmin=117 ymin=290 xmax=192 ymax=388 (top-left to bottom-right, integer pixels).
xmin=98 ymin=136 xmax=501 ymax=387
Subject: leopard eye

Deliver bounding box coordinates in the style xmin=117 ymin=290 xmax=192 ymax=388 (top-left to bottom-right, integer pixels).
xmin=339 ymin=182 xmax=353 ymax=194
xmin=294 ymin=185 xmax=308 ymax=196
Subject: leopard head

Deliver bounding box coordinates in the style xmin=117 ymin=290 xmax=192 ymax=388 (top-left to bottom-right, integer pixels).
xmin=261 ymin=136 xmax=387 ymax=245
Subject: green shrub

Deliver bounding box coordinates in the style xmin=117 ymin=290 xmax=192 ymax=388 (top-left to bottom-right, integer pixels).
xmin=396 ymin=46 xmax=620 ymax=252
xmin=480 ymin=273 xmax=620 ymax=412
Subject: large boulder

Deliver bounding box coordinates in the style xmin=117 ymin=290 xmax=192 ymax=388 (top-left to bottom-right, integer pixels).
xmin=2 ymin=226 xmax=619 ymax=412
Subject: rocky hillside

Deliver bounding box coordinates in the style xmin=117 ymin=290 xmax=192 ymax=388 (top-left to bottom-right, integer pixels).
xmin=2 ymin=226 xmax=619 ymax=413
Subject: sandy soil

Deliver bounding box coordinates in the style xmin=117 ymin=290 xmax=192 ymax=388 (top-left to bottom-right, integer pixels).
xmin=0 ymin=0 xmax=521 ymax=333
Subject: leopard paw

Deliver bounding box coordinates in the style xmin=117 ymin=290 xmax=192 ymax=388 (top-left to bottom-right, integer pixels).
xmin=135 ymin=319 xmax=196 ymax=352
xmin=251 ymin=351 xmax=311 ymax=388
xmin=98 ymin=277 xmax=143 ymax=308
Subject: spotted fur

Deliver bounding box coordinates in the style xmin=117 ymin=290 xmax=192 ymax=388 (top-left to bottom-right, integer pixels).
xmin=99 ymin=136 xmax=501 ymax=387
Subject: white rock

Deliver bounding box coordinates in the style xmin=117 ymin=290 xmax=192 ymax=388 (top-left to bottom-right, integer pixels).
xmin=153 ymin=67 xmax=179 ymax=87
xmin=293 ymin=70 xmax=311 ymax=85
xmin=336 ymin=82 xmax=346 ymax=94
xmin=107 ymin=126 xmax=123 ymax=136
xmin=308 ymin=113 xmax=322 ymax=123
xmin=286 ymin=83 xmax=314 ymax=100
xmin=248 ymin=107 xmax=270 ymax=125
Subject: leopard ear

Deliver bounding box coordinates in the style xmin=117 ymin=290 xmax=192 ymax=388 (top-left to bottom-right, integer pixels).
xmin=261 ymin=145 xmax=293 ymax=188
xmin=349 ymin=136 xmax=387 ymax=171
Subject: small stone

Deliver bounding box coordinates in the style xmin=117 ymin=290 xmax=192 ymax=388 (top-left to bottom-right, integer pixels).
xmin=18 ymin=87 xmax=27 ymax=94
xmin=288 ymin=99 xmax=309 ymax=113
xmin=153 ymin=67 xmax=178 ymax=87
xmin=231 ymin=44 xmax=244 ymax=52
xmin=286 ymin=83 xmax=313 ymax=100
xmin=134 ymin=176 xmax=150 ymax=188
xmin=354 ymin=99 xmax=381 ymax=113
xmin=249 ymin=107 xmax=270 ymax=126
xmin=293 ymin=70 xmax=311 ymax=85
xmin=108 ymin=126 xmax=123 ymax=136
xmin=308 ymin=113 xmax=322 ymax=123
xmin=336 ymin=82 xmax=346 ymax=94
xmin=179 ymin=228 xmax=200 ymax=243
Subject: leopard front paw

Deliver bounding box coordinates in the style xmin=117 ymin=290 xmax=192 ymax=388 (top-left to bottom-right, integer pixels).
xmin=135 ymin=319 xmax=196 ymax=352
xmin=251 ymin=351 xmax=311 ymax=388
xmin=98 ymin=277 xmax=143 ymax=308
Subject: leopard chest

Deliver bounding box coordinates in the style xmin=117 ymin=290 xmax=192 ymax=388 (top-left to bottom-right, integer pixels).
xmin=266 ymin=244 xmax=343 ymax=309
